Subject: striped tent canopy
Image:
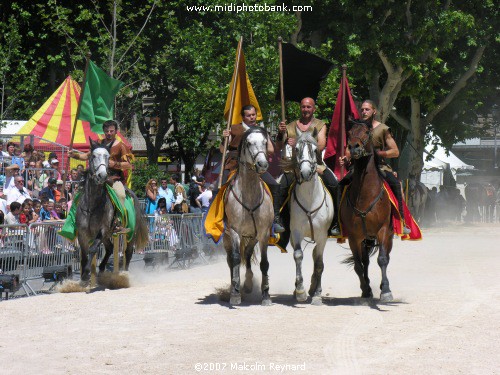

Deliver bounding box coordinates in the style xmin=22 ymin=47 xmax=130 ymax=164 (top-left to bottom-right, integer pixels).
xmin=17 ymin=76 xmax=131 ymax=151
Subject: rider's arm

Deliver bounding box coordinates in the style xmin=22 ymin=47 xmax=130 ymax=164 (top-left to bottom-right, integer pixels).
xmin=275 ymin=121 xmax=287 ymax=151
xmin=317 ymin=125 xmax=327 ymax=152
xmin=70 ymin=151 xmax=90 ymax=161
xmin=219 ymin=129 xmax=232 ymax=153
xmin=378 ymin=132 xmax=400 ymax=159
xmin=266 ymin=136 xmax=274 ymax=155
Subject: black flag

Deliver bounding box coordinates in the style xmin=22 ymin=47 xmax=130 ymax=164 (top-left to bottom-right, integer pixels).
xmin=277 ymin=43 xmax=334 ymax=103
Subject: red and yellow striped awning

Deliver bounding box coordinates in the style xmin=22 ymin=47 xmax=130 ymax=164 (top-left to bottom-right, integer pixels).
xmin=18 ymin=76 xmax=131 ymax=151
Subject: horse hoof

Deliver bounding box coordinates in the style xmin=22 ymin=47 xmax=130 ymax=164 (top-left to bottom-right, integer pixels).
xmin=261 ymin=299 xmax=272 ymax=307
xmin=230 ymin=295 xmax=241 ymax=305
xmin=380 ymin=292 xmax=393 ymax=302
xmin=243 ymin=284 xmax=253 ymax=294
xmin=311 ymin=296 xmax=323 ymax=306
xmin=295 ymin=290 xmax=308 ymax=303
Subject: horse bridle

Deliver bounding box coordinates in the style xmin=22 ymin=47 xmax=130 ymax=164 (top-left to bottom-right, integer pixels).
xmin=295 ymin=139 xmax=316 ymax=184
xmin=349 ymin=125 xmax=373 ymax=158
xmin=238 ymin=137 xmax=267 ymax=173
xmin=90 ymin=152 xmax=108 ymax=183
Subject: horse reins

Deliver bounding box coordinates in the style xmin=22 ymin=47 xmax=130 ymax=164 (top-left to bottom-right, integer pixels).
xmin=227 ymin=178 xmax=266 ymax=238
xmin=292 ymin=184 xmax=326 ymax=242
xmin=293 ymin=139 xmax=327 ymax=242
xmin=346 ymin=185 xmax=385 ymax=240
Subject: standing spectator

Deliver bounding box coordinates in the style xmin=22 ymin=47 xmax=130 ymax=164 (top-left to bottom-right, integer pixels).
xmin=7 ymin=175 xmax=32 ymax=208
xmin=50 ymin=158 xmax=62 ymax=180
xmin=32 ymin=199 xmax=42 ymax=222
xmin=69 ymin=168 xmax=80 ymax=183
xmin=22 ymin=144 xmax=34 ymax=164
xmin=76 ymin=164 xmax=85 ymax=176
xmin=188 ymin=176 xmax=202 ymax=213
xmin=19 ymin=201 xmax=31 ymax=224
xmin=196 ymin=183 xmax=213 ymax=214
xmin=145 ymin=178 xmax=159 ymax=214
xmin=40 ymin=177 xmax=57 ymax=201
xmin=11 ymin=145 xmax=25 ymax=171
xmin=36 ymin=164 xmax=50 ymax=190
xmin=5 ymin=201 xmax=21 ymax=224
xmin=26 ymin=160 xmax=38 ymax=193
xmin=0 ymin=139 xmax=8 ymax=157
xmin=39 ymin=198 xmax=51 ymax=221
xmin=157 ymin=178 xmax=175 ymax=213
xmin=54 ymin=201 xmax=66 ymax=220
xmin=5 ymin=141 xmax=16 ymax=162
xmin=170 ymin=174 xmax=188 ymax=213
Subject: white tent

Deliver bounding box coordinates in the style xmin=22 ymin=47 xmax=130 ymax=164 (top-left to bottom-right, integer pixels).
xmin=0 ymin=120 xmax=28 ymax=134
xmin=421 ymin=134 xmax=474 ymax=189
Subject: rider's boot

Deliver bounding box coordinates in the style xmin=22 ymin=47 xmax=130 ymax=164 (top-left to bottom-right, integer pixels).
xmin=269 ymin=184 xmax=285 ymax=233
xmin=321 ymin=168 xmax=341 ymax=237
xmin=393 ymin=183 xmax=411 ymax=235
xmin=329 ymin=186 xmax=342 ymax=236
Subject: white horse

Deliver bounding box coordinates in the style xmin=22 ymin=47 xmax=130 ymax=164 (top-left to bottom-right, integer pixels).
xmin=223 ymin=127 xmax=274 ymax=306
xmin=285 ymin=132 xmax=334 ymax=305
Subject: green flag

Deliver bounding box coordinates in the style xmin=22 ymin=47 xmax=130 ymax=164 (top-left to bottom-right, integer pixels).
xmin=78 ymin=60 xmax=124 ymax=134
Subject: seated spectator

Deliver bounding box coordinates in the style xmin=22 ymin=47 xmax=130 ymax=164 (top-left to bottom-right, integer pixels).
xmin=19 ymin=201 xmax=37 ymax=224
xmin=54 ymin=201 xmax=66 ymax=220
xmin=5 ymin=201 xmax=21 ymax=224
xmin=4 ymin=163 xmax=20 ymax=192
xmin=50 ymin=158 xmax=62 ymax=180
xmin=39 ymin=197 xmax=52 ymax=221
xmin=7 ymin=175 xmax=32 ymax=208
xmin=155 ymin=197 xmax=168 ymax=215
xmin=0 ymin=186 xmax=8 ymax=216
xmin=40 ymin=177 xmax=57 ymax=201
xmin=22 ymin=144 xmax=34 ymax=163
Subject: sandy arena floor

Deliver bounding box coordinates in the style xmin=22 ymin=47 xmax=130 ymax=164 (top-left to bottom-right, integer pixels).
xmin=1 ymin=223 xmax=499 ymax=375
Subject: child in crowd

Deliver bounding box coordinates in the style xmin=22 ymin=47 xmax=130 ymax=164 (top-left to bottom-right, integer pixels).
xmin=54 ymin=201 xmax=66 ymax=220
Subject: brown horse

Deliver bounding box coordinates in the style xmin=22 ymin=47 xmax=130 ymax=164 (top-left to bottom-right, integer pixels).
xmin=340 ymin=119 xmax=394 ymax=302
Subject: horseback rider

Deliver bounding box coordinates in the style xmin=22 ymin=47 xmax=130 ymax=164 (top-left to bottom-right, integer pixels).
xmin=331 ymin=100 xmax=411 ymax=235
xmin=70 ymin=120 xmax=133 ymax=206
xmin=220 ymin=104 xmax=285 ymax=233
xmin=275 ymin=97 xmax=339 ymax=236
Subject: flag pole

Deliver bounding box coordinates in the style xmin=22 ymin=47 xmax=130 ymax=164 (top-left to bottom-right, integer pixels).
xmin=278 ymin=37 xmax=286 ymax=122
xmin=340 ymin=64 xmax=347 ymax=177
xmin=65 ymin=52 xmax=91 ymax=187
xmin=218 ymin=36 xmax=243 ymax=189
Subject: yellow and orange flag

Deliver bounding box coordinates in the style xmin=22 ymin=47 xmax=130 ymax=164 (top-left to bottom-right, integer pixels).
xmin=223 ymin=39 xmax=262 ymax=125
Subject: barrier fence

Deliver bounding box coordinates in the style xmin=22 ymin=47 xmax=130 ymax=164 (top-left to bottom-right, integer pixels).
xmin=0 ymin=213 xmax=221 ymax=299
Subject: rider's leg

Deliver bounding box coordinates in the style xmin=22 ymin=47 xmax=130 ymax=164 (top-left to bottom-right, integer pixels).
xmin=319 ymin=167 xmax=339 ymax=236
xmin=330 ymin=170 xmax=353 ymax=236
xmin=260 ymin=171 xmax=285 ymax=233
xmin=211 ymin=168 xmax=230 ymax=202
xmin=384 ymin=172 xmax=411 ymax=234
xmin=112 ymin=180 xmax=126 ymax=206
xmin=276 ymin=172 xmax=295 ymax=231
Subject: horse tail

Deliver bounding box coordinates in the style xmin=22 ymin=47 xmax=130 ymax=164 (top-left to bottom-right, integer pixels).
xmin=128 ymin=189 xmax=149 ymax=251
xmin=342 ymin=242 xmax=379 ymax=267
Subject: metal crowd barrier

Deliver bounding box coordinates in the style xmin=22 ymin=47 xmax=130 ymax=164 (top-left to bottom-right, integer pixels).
xmin=0 ymin=213 xmax=221 ymax=298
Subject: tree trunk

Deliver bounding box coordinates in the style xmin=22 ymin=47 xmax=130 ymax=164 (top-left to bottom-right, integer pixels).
xmin=407 ymin=98 xmax=425 ymax=178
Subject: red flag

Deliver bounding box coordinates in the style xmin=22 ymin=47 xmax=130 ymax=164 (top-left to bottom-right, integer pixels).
xmin=324 ymin=77 xmax=359 ymax=179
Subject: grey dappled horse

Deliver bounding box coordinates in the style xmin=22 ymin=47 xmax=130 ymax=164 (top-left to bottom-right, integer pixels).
xmin=283 ymin=132 xmax=334 ymax=305
xmin=76 ymin=139 xmax=149 ymax=284
xmin=223 ymin=127 xmax=274 ymax=306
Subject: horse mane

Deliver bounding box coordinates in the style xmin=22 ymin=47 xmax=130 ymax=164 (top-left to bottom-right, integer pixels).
xmin=237 ymin=126 xmax=269 ymax=158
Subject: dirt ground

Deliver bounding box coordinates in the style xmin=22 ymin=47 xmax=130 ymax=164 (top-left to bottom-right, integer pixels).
xmin=1 ymin=223 xmax=499 ymax=375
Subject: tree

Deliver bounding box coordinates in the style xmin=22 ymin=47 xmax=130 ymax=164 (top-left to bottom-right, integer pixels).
xmin=299 ymin=0 xmax=499 ymax=177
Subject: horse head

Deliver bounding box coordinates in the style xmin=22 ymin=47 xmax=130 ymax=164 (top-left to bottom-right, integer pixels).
xmin=238 ymin=127 xmax=269 ymax=174
xmin=295 ymin=131 xmax=318 ymax=182
xmin=347 ymin=119 xmax=373 ymax=160
xmin=89 ymin=138 xmax=111 ymax=184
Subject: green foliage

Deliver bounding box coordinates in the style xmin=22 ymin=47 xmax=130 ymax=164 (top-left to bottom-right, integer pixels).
xmin=130 ymin=159 xmax=165 ymax=198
